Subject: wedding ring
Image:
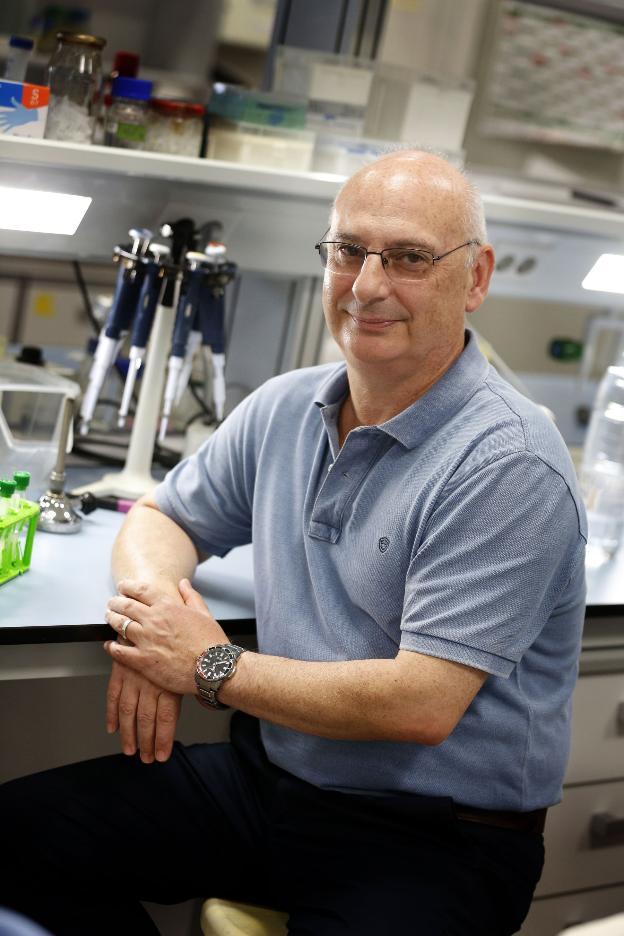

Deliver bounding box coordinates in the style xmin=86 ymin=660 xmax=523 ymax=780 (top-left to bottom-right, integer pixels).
xmin=120 ymin=617 xmax=132 ymax=641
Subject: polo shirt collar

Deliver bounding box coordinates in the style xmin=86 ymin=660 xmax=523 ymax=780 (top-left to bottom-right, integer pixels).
xmin=313 ymin=329 xmax=490 ymax=450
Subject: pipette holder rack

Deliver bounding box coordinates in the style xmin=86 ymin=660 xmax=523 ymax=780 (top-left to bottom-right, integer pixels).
xmin=0 ymin=498 xmax=40 ymax=585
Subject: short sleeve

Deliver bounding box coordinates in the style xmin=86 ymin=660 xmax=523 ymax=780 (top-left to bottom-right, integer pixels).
xmin=400 ymin=451 xmax=586 ymax=676
xmin=154 ymin=390 xmax=260 ymax=557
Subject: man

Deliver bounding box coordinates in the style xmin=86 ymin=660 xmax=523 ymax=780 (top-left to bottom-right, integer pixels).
xmin=1 ymin=151 xmax=586 ymax=935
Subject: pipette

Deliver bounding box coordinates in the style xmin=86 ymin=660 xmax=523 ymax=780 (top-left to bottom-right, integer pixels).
xmin=80 ymin=227 xmax=152 ymax=435
xmin=200 ymin=286 xmax=226 ymax=421
xmin=159 ymin=251 xmax=207 ymax=442
xmin=117 ymin=243 xmax=169 ymax=427
xmin=200 ymin=244 xmax=237 ymax=422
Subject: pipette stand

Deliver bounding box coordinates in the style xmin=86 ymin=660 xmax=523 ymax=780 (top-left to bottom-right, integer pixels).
xmin=72 ymin=276 xmax=179 ymax=500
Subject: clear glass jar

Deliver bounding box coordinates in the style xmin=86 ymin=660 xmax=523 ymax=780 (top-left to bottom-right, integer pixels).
xmin=145 ymin=99 xmax=205 ymax=157
xmin=105 ymin=77 xmax=153 ymax=150
xmin=45 ymin=32 xmax=106 ymax=144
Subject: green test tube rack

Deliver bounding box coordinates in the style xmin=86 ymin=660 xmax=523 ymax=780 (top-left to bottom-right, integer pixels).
xmin=0 ymin=497 xmax=40 ymax=585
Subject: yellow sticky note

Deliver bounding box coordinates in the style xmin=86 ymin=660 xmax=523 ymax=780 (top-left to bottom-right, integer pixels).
xmin=33 ymin=293 xmax=55 ymax=318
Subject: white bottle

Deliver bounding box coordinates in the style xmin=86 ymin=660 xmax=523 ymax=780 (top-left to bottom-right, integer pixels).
xmin=580 ymin=351 xmax=624 ymax=562
xmin=4 ymin=36 xmax=33 ymax=83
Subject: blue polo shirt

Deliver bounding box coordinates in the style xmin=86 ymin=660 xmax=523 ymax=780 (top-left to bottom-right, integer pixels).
xmin=155 ymin=331 xmax=587 ymax=811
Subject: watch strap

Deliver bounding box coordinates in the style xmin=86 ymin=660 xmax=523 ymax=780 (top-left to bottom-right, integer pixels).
xmin=195 ymin=643 xmax=246 ymax=710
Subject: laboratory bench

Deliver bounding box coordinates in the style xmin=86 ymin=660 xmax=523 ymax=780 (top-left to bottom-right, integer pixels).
xmin=1 ymin=488 xmax=624 ymax=936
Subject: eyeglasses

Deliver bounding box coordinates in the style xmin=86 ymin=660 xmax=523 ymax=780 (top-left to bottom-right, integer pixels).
xmin=314 ymin=234 xmax=481 ymax=284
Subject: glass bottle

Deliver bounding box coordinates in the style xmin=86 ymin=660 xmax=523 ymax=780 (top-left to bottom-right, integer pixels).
xmin=105 ymin=77 xmax=153 ymax=150
xmin=45 ymin=32 xmax=107 ymax=144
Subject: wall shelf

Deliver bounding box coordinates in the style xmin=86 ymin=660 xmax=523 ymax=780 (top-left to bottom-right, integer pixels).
xmin=0 ymin=137 xmax=341 ymax=273
xmin=1 ymin=136 xmax=624 ymax=304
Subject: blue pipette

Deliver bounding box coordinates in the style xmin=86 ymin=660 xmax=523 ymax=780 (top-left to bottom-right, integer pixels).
xmin=200 ymin=244 xmax=237 ymax=422
xmin=117 ymin=243 xmax=169 ymax=427
xmin=80 ymin=228 xmax=152 ymax=435
xmin=159 ymin=251 xmax=207 ymax=442
xmin=199 ymin=285 xmax=226 ymax=421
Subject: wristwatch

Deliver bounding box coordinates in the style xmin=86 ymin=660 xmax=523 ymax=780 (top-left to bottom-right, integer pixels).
xmin=194 ymin=643 xmax=246 ymax=709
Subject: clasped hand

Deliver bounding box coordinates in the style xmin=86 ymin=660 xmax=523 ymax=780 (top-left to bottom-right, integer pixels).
xmin=104 ymin=579 xmax=228 ymax=764
xmin=104 ymin=578 xmax=228 ymax=695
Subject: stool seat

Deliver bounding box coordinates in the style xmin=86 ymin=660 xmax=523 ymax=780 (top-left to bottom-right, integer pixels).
xmin=200 ymin=898 xmax=288 ymax=936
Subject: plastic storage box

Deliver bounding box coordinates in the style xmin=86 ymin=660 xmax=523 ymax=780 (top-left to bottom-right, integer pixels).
xmin=272 ymin=46 xmax=373 ymax=137
xmin=312 ymin=134 xmax=389 ymax=175
xmin=0 ymin=360 xmax=80 ymax=497
xmin=363 ymin=64 xmax=474 ymax=153
xmin=208 ymin=83 xmax=307 ymax=129
xmin=207 ymin=121 xmax=315 ymax=172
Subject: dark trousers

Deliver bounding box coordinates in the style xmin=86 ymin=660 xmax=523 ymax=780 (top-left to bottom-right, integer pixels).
xmin=0 ymin=713 xmax=544 ymax=935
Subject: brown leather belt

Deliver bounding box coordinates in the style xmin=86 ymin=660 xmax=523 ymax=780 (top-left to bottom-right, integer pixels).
xmin=454 ymin=805 xmax=547 ymax=834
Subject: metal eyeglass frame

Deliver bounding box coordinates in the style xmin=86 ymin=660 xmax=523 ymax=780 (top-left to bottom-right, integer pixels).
xmin=314 ymin=235 xmax=481 ymax=281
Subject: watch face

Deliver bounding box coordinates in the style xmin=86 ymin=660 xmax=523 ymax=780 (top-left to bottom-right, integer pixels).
xmin=197 ymin=646 xmax=234 ymax=681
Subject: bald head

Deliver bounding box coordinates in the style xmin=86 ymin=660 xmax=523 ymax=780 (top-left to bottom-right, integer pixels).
xmin=333 ymin=150 xmax=486 ymax=262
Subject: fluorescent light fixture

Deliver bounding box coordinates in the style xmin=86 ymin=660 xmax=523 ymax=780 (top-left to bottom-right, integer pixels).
xmin=582 ymin=253 xmax=624 ymax=295
xmin=0 ymin=186 xmax=92 ymax=235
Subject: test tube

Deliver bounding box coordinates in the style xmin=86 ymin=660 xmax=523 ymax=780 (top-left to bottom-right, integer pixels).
xmin=12 ymin=471 xmax=30 ymax=508
xmin=0 ymin=479 xmax=16 ymax=569
xmin=11 ymin=472 xmax=30 ymax=564
xmin=0 ymin=479 xmax=12 ymax=520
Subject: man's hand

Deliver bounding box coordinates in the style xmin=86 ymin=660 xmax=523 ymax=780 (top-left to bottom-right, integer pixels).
xmin=104 ymin=578 xmax=228 ymax=695
xmin=106 ymin=661 xmax=181 ymax=763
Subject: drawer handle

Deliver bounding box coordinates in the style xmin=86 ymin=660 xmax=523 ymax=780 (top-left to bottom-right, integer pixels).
xmin=589 ymin=812 xmax=624 ymax=848
xmin=617 ymin=701 xmax=624 ymax=734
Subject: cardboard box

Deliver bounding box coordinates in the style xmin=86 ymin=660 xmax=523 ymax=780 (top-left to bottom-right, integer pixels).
xmin=0 ymin=80 xmax=49 ymax=139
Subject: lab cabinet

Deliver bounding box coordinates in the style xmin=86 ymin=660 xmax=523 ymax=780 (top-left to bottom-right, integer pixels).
xmin=521 ymin=657 xmax=624 ymax=935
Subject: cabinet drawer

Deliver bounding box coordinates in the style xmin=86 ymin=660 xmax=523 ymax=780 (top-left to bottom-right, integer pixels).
xmin=537 ymin=781 xmax=624 ymax=896
xmin=567 ymin=673 xmax=624 ymax=785
xmin=521 ymin=884 xmax=624 ymax=936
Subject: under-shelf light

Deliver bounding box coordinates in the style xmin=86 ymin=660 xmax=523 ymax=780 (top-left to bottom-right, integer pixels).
xmin=0 ymin=186 xmax=92 ymax=235
xmin=582 ymin=253 xmax=624 ymax=295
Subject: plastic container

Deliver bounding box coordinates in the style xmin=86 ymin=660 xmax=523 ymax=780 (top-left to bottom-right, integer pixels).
xmin=363 ymin=64 xmax=474 ymax=153
xmin=0 ymin=478 xmax=38 ymax=586
xmin=580 ymin=352 xmax=624 ymax=562
xmin=208 ymin=83 xmax=307 ymax=129
xmin=312 ymin=134 xmax=389 ymax=175
xmin=272 ymin=46 xmax=373 ymax=139
xmin=45 ymin=32 xmax=106 ymax=144
xmin=207 ymin=121 xmax=314 ymax=171
xmin=105 ymin=76 xmax=153 ymax=150
xmin=4 ymin=35 xmax=34 ymax=83
xmin=145 ymin=99 xmax=205 ymax=156
xmin=0 ymin=360 xmax=80 ymax=497
xmin=273 ymin=47 xmax=374 ymax=109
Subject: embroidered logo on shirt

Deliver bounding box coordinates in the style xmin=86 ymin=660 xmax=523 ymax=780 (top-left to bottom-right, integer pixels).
xmin=378 ymin=536 xmax=390 ymax=553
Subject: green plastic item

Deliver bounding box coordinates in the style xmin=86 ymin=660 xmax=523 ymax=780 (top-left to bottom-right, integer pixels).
xmin=13 ymin=471 xmax=30 ymax=491
xmin=0 ymin=479 xmax=16 ymax=498
xmin=0 ymin=494 xmax=40 ymax=585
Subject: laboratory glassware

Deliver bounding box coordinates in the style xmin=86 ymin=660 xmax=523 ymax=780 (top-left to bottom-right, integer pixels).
xmin=45 ymin=32 xmax=106 ymax=144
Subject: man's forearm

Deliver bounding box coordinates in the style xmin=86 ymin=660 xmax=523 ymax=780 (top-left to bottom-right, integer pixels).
xmin=218 ymin=650 xmax=485 ymax=746
xmin=112 ymin=496 xmax=200 ymax=598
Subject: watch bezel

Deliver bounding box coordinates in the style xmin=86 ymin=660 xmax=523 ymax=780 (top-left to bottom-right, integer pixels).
xmin=195 ymin=644 xmax=237 ymax=685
